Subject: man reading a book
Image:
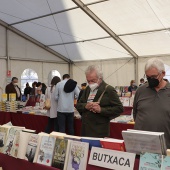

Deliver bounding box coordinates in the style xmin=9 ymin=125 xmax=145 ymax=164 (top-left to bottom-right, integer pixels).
xmin=76 ymin=65 xmax=123 ymax=137
xmin=133 ymin=58 xmax=170 ymax=148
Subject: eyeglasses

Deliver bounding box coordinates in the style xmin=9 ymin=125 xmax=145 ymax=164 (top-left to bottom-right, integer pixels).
xmin=144 ymin=73 xmax=161 ymax=79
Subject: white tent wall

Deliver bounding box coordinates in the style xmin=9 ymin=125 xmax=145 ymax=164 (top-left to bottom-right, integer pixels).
xmin=0 ymin=25 xmax=6 ymax=57
xmin=0 ymin=59 xmax=7 ymax=94
xmin=73 ymin=58 xmax=135 ymax=87
xmin=10 ymin=60 xmax=69 ymax=87
xmin=8 ymin=30 xmax=66 ymax=62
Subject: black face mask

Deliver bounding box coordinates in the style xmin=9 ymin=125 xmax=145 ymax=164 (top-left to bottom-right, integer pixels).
xmin=147 ymin=77 xmax=159 ymax=88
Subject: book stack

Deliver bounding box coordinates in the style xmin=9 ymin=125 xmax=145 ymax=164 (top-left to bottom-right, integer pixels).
xmin=9 ymin=93 xmax=16 ymax=101
xmin=0 ymin=102 xmax=6 ymax=111
xmin=5 ymin=101 xmax=18 ymax=112
xmin=100 ymin=138 xmax=126 ymax=151
xmin=1 ymin=94 xmax=7 ymax=102
xmin=122 ymin=129 xmax=167 ymax=155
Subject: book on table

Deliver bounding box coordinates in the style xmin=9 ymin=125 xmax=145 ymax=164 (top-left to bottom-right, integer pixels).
xmin=33 ymin=132 xmax=49 ymax=163
xmin=122 ymin=129 xmax=167 ymax=155
xmin=64 ymin=134 xmax=81 ymax=141
xmin=25 ymin=133 xmax=38 ymax=162
xmin=52 ymin=138 xmax=71 ymax=170
xmin=100 ymin=138 xmax=126 ymax=151
xmin=80 ymin=137 xmax=102 ymax=150
xmin=0 ymin=125 xmax=11 ymax=153
xmin=3 ymin=126 xmax=25 ymax=157
xmin=65 ymin=140 xmax=89 ymax=170
xmin=50 ymin=131 xmax=66 ymax=139
xmin=36 ymin=136 xmax=56 ymax=166
xmin=17 ymin=130 xmax=36 ymax=160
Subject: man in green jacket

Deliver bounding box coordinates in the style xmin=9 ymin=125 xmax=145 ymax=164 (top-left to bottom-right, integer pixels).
xmin=76 ymin=65 xmax=123 ymax=138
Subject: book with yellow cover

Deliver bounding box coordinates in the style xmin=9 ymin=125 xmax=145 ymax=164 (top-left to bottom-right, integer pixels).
xmin=1 ymin=94 xmax=7 ymax=102
xmin=9 ymin=93 xmax=16 ymax=101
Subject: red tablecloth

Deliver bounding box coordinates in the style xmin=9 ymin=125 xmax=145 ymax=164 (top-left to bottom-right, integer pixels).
xmin=74 ymin=119 xmax=134 ymax=139
xmin=10 ymin=112 xmax=48 ymax=133
xmin=0 ymin=111 xmax=138 ymax=170
xmin=0 ymin=153 xmax=59 ymax=170
xmin=0 ymin=153 xmax=139 ymax=170
xmin=0 ymin=111 xmax=11 ymax=125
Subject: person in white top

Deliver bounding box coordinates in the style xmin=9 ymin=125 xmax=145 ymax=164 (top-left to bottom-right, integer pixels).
xmin=55 ymin=74 xmax=80 ymax=135
xmin=45 ymin=76 xmax=61 ymax=133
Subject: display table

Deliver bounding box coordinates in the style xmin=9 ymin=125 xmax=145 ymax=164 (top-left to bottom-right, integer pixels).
xmin=0 ymin=153 xmax=139 ymax=170
xmin=0 ymin=111 xmax=137 ymax=170
xmin=0 ymin=111 xmax=134 ymax=138
xmin=0 ymin=153 xmax=58 ymax=170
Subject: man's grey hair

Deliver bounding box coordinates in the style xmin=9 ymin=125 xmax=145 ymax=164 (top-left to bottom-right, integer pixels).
xmin=85 ymin=65 xmax=103 ymax=79
xmin=145 ymin=58 xmax=165 ymax=73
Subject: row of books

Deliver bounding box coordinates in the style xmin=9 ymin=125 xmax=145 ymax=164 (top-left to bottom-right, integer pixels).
xmin=119 ymin=97 xmax=134 ymax=107
xmin=1 ymin=93 xmax=16 ymax=102
xmin=0 ymin=124 xmax=127 ymax=170
xmin=0 ymin=101 xmax=18 ymax=112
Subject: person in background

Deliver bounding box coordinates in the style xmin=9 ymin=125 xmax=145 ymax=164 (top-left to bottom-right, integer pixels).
xmin=55 ymin=74 xmax=80 ymax=135
xmin=77 ymin=83 xmax=87 ymax=101
xmin=41 ymin=83 xmax=47 ymax=95
xmin=133 ymin=58 xmax=170 ymax=148
xmin=45 ymin=76 xmax=61 ymax=133
xmin=5 ymin=77 xmax=22 ymax=101
xmin=30 ymin=81 xmax=37 ymax=96
xmin=36 ymin=82 xmax=42 ymax=96
xmin=139 ymin=78 xmax=145 ymax=86
xmin=76 ymin=65 xmax=123 ymax=137
xmin=128 ymin=80 xmax=138 ymax=92
xmin=24 ymin=82 xmax=32 ymax=97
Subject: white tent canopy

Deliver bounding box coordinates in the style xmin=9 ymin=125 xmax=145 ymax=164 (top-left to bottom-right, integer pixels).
xmin=0 ymin=0 xmax=170 ymax=91
xmin=1 ymin=0 xmax=170 ymax=61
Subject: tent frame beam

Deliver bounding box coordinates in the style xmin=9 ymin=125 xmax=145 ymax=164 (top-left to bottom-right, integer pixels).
xmin=72 ymin=0 xmax=138 ymax=82
xmin=72 ymin=0 xmax=138 ymax=59
xmin=0 ymin=19 xmax=70 ymax=63
xmin=10 ymin=0 xmax=109 ymax=26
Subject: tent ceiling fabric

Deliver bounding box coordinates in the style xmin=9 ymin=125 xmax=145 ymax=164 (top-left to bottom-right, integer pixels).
xmin=0 ymin=0 xmax=170 ymax=61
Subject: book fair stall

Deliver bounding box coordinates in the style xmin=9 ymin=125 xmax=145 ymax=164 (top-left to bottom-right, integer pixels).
xmin=0 ymin=92 xmax=170 ymax=170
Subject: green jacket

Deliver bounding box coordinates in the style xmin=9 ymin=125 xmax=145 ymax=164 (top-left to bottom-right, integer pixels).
xmin=76 ymin=81 xmax=123 ymax=137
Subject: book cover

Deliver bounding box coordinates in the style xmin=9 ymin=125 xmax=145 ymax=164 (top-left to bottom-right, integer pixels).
xmin=36 ymin=136 xmax=56 ymax=166
xmin=122 ymin=130 xmax=167 ymax=155
xmin=0 ymin=126 xmax=11 ymax=153
xmin=1 ymin=94 xmax=7 ymax=102
xmin=9 ymin=93 xmax=16 ymax=101
xmin=139 ymin=152 xmax=162 ymax=170
xmin=25 ymin=134 xmax=38 ymax=162
xmin=162 ymin=156 xmax=170 ymax=170
xmin=17 ymin=131 xmax=36 ymax=160
xmin=3 ymin=127 xmax=18 ymax=155
xmin=100 ymin=138 xmax=126 ymax=151
xmin=52 ymin=138 xmax=69 ymax=169
xmin=33 ymin=132 xmax=49 ymax=163
xmin=81 ymin=137 xmax=102 ymax=150
xmin=10 ymin=130 xmax=21 ymax=158
xmin=66 ymin=141 xmax=89 ymax=170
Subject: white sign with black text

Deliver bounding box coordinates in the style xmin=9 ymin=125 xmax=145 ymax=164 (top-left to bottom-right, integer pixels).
xmin=88 ymin=147 xmax=136 ymax=170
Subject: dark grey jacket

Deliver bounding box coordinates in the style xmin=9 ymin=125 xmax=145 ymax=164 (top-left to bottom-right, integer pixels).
xmin=76 ymin=81 xmax=123 ymax=138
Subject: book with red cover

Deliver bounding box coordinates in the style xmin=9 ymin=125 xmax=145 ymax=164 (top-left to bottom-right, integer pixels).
xmin=100 ymin=138 xmax=126 ymax=152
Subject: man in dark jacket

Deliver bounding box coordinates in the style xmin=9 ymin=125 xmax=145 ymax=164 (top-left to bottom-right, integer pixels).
xmin=76 ymin=65 xmax=123 ymax=138
xmin=5 ymin=77 xmax=22 ymax=101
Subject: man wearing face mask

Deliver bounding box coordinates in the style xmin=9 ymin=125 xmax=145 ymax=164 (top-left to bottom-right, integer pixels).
xmin=5 ymin=77 xmax=22 ymax=101
xmin=76 ymin=65 xmax=123 ymax=138
xmin=133 ymin=58 xmax=170 ymax=148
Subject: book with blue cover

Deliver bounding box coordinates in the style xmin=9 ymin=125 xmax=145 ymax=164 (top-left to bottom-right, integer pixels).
xmin=139 ymin=152 xmax=162 ymax=170
xmin=161 ymin=156 xmax=170 ymax=170
xmin=80 ymin=137 xmax=102 ymax=150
